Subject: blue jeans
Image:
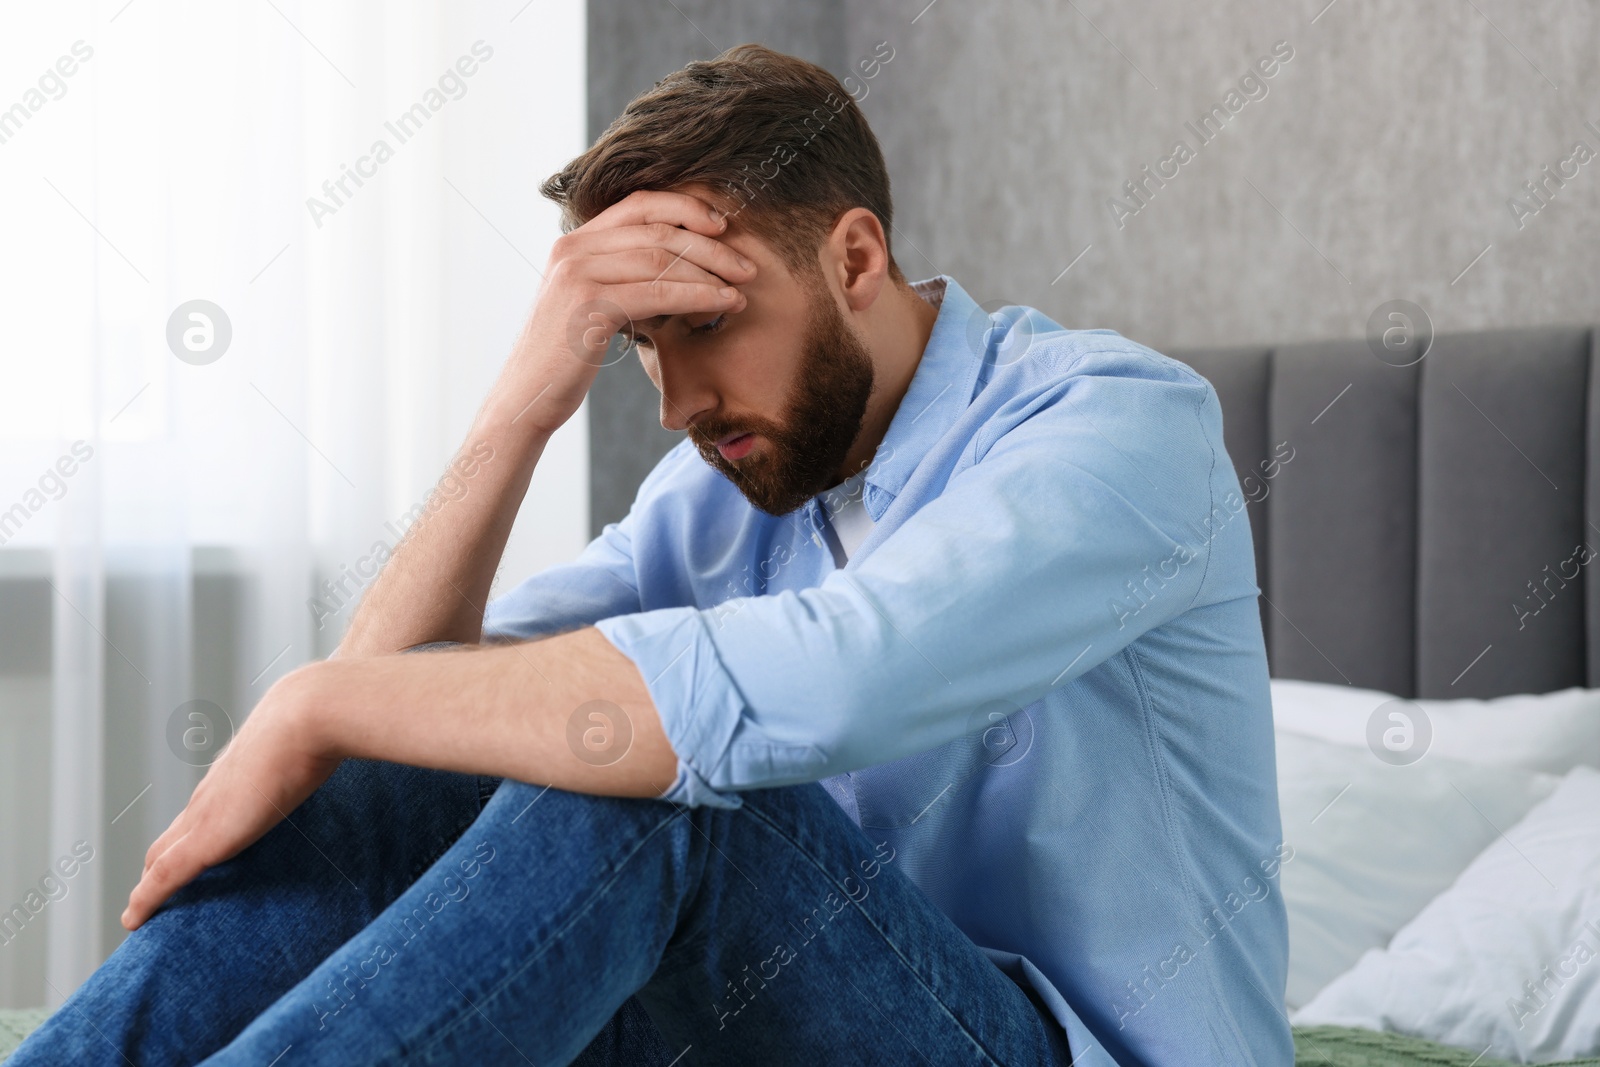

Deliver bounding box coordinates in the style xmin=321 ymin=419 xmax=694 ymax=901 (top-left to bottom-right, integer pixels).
xmin=12 ymin=658 xmax=1073 ymax=1065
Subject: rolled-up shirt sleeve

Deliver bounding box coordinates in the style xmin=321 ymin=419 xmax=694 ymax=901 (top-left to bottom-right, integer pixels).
xmin=597 ymin=366 xmax=1225 ymax=809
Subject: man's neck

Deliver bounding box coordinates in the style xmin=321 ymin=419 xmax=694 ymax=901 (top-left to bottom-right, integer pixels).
xmin=836 ymin=282 xmax=940 ymax=483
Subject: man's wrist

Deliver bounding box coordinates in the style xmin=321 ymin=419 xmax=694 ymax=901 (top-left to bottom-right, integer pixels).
xmin=278 ymin=660 xmax=346 ymax=760
xmin=475 ymin=363 xmax=570 ymax=442
xmin=468 ymin=400 xmax=555 ymax=482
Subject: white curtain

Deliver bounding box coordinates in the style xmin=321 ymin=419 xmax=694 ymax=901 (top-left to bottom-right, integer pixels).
xmin=0 ymin=0 xmax=587 ymax=1008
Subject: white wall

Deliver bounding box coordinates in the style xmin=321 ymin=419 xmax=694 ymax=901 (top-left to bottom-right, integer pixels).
xmin=0 ymin=0 xmax=588 ymax=1007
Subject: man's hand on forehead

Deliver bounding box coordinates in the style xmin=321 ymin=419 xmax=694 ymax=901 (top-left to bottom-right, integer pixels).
xmin=494 ymin=189 xmax=756 ymax=437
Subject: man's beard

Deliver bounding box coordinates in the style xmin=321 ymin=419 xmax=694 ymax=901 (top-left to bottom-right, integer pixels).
xmin=687 ymin=284 xmax=876 ymax=516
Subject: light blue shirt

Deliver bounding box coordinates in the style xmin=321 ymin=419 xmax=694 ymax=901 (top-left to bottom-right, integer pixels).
xmin=483 ymin=275 xmax=1292 ymax=1066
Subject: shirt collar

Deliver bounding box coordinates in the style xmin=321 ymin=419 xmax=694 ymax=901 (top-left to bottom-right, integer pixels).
xmin=795 ymin=274 xmax=983 ymax=530
xmin=855 ymin=274 xmax=984 ymax=519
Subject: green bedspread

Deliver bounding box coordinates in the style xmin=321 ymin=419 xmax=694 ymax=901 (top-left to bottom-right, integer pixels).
xmin=0 ymin=1010 xmax=48 ymax=1062
xmin=1293 ymin=1025 xmax=1600 ymax=1066
xmin=3 ymin=1011 xmax=1598 ymax=1064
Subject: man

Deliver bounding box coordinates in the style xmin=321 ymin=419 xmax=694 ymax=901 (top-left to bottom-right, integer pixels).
xmin=13 ymin=43 xmax=1291 ymax=1066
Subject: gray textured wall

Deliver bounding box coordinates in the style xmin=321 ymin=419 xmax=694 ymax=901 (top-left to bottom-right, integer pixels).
xmin=586 ymin=0 xmax=1600 ymax=532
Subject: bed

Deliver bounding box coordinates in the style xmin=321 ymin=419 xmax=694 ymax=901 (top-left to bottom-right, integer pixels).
xmin=1171 ymin=325 xmax=1600 ymax=1064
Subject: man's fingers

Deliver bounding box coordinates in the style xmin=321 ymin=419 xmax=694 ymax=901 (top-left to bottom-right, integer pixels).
xmin=585 ymin=188 xmax=730 ymax=238
xmin=572 ymin=224 xmax=755 ymax=287
xmin=142 ymin=808 xmax=192 ymax=874
xmin=581 ymin=247 xmax=739 ymax=295
xmin=124 ymin=832 xmax=204 ymax=930
xmin=602 ymin=279 xmax=746 ymax=329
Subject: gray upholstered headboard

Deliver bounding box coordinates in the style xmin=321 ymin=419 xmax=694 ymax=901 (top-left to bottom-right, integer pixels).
xmin=1168 ymin=328 xmax=1597 ymax=701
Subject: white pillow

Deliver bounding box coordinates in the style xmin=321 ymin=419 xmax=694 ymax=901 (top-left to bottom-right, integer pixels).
xmin=1275 ymin=730 xmax=1560 ymax=1009
xmin=1294 ymin=765 xmax=1600 ymax=1063
xmin=1271 ymin=679 xmax=1600 ymax=775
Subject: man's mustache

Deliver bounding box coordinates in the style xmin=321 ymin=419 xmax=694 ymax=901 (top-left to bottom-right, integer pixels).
xmin=689 ymin=415 xmax=784 ymax=448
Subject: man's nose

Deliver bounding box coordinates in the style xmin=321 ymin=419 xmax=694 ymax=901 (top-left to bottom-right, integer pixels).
xmin=655 ymin=356 xmax=716 ymax=432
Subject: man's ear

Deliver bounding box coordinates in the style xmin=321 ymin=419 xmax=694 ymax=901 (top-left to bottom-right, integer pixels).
xmin=829 ymin=207 xmax=891 ymax=312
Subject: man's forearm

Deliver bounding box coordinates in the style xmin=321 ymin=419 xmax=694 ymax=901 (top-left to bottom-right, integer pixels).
xmin=300 ymin=626 xmax=678 ymax=797
xmin=338 ymin=390 xmax=551 ymax=658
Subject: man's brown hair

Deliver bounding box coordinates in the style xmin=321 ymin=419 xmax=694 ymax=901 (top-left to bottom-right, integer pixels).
xmin=540 ymin=43 xmax=905 ymax=287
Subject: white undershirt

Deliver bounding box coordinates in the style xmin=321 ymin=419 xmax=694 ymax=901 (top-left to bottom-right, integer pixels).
xmin=818 ymin=276 xmax=941 ymax=566
xmin=822 ymin=470 xmax=875 ymax=564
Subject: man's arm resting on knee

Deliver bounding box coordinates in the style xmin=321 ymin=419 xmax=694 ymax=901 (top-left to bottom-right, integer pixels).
xmin=118 ymin=627 xmax=678 ymax=927
xmin=297 ymin=628 xmax=678 ymax=799
xmin=121 ymin=626 xmax=676 ymax=930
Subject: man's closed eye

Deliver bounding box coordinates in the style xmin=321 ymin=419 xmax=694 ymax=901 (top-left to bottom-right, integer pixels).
xmin=625 ymin=313 xmax=728 ymax=352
